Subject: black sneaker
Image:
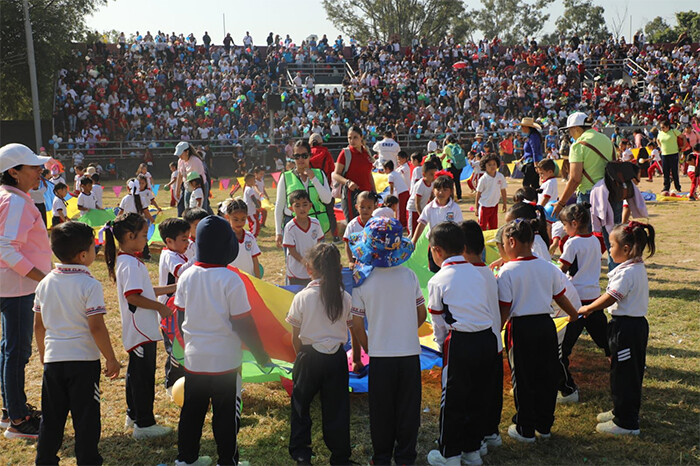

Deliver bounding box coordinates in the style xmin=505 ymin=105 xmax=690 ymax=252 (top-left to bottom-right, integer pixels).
xmin=26 ymin=403 xmax=42 ymax=419
xmin=4 ymin=415 xmax=40 ymax=439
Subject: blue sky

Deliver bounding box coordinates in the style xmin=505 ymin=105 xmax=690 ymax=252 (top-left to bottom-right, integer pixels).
xmin=88 ymin=0 xmax=697 ymax=45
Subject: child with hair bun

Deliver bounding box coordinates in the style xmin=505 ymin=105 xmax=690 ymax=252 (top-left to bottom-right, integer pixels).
xmin=579 ymin=221 xmax=655 ymax=436
xmin=224 ymin=198 xmax=262 ymax=278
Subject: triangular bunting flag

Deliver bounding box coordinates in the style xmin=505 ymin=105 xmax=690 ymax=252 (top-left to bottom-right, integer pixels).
xmin=113 ymin=186 xmax=122 ymax=197
xmin=152 ymin=184 xmax=160 ymax=197
xmin=221 ymin=178 xmax=230 ymax=190
xmin=271 ymin=171 xmax=281 ymax=184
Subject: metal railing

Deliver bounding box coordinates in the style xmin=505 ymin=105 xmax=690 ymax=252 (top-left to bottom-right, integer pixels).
xmin=624 ymin=58 xmax=649 ymax=78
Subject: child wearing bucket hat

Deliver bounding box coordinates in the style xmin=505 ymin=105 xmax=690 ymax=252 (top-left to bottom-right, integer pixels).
xmin=186 ymin=171 xmax=203 ymax=209
xmin=349 ymin=217 xmax=426 ymax=465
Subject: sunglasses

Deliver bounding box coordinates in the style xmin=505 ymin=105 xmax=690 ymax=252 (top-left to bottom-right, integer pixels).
xmin=293 ymin=152 xmax=310 ymax=159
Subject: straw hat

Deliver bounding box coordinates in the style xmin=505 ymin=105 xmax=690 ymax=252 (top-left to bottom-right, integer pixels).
xmin=519 ymin=117 xmax=542 ymax=132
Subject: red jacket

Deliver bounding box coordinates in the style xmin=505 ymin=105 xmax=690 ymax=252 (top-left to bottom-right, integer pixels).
xmin=310 ymin=145 xmax=335 ymax=182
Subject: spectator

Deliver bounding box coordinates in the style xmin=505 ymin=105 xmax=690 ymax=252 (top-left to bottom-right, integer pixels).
xmin=332 ymin=126 xmax=376 ymax=221
xmin=656 ymin=120 xmax=683 ymax=194
xmin=174 ymin=142 xmax=209 ymax=215
xmin=309 ymin=133 xmax=339 ymax=240
xmin=519 ymin=117 xmax=544 ymax=189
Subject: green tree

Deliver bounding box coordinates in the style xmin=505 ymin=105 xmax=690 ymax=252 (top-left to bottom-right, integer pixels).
xmin=0 ymin=0 xmax=107 ymax=120
xmin=674 ymin=11 xmax=700 ymax=42
xmin=322 ymin=0 xmax=468 ymax=45
xmin=474 ymin=0 xmax=554 ymax=45
xmin=644 ymin=16 xmax=677 ymax=43
xmin=555 ymin=0 xmax=609 ymax=43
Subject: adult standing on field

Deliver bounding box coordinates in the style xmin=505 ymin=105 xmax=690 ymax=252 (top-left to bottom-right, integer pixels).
xmin=372 ymin=127 xmax=401 ymax=168
xmin=439 ymin=134 xmax=467 ymax=200
xmin=332 ymin=126 xmax=376 ymax=221
xmin=309 ymin=134 xmax=340 ymax=241
xmin=656 ymin=120 xmax=683 ymax=194
xmin=174 ymin=142 xmax=210 ymax=215
xmin=519 ymin=117 xmax=544 ymax=190
xmin=0 ymin=144 xmax=51 ymax=439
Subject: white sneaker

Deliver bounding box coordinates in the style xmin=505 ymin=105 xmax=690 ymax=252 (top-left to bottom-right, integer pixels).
xmin=508 ymin=387 xmax=514 ymax=396
xmin=133 ymin=423 xmax=172 ymax=439
xmin=507 ymin=424 xmax=535 ymax=443
xmin=479 ymin=440 xmax=487 ymax=456
xmin=460 ymin=450 xmax=483 ymax=465
xmin=124 ymin=415 xmax=135 ymax=429
xmin=174 ymin=456 xmax=212 ymax=466
xmin=166 ymin=386 xmax=173 ymax=399
xmin=596 ymin=420 xmax=640 ymax=436
xmin=535 ymin=430 xmax=552 ymax=440
xmin=483 ymin=433 xmax=502 ymax=447
xmin=427 ymin=449 xmax=462 ymax=466
xmin=557 ymin=389 xmax=579 ymax=404
xmin=597 ymin=410 xmax=614 ymax=422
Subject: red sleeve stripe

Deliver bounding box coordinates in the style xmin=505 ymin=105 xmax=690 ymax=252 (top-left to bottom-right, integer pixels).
xmin=282 ymin=243 xmax=295 ymax=248
xmin=428 ymin=308 xmax=443 ymax=315
xmin=559 ymin=259 xmax=571 ymax=266
xmin=173 ymin=263 xmax=183 ymax=278
xmin=124 ymin=289 xmax=143 ymax=298
xmin=498 ymin=300 xmax=512 ymax=308
xmin=553 ymin=288 xmax=567 ymax=299
xmin=252 ymin=252 xmax=261 ymax=257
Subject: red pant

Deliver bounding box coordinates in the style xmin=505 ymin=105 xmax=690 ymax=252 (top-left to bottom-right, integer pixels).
xmin=408 ymin=211 xmax=419 ymax=236
xmin=479 ymin=205 xmax=499 ymax=231
xmin=248 ymin=215 xmax=260 ymax=237
xmin=689 ymin=170 xmax=697 ymax=198
xmin=647 ymin=161 xmax=662 ymax=180
xmin=398 ymin=191 xmax=409 ymax=230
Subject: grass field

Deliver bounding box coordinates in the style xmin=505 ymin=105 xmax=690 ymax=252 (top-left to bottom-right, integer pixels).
xmin=1 ymin=173 xmax=698 ymax=465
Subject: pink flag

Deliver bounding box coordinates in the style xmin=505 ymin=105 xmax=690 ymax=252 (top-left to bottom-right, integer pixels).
xmin=221 ymin=178 xmax=230 ymax=190
xmin=113 ymin=186 xmax=122 ymax=197
xmin=271 ymin=172 xmax=282 ymax=184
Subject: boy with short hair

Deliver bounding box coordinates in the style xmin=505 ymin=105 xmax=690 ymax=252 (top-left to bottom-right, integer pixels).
xmin=283 ymin=190 xmax=324 ymax=286
xmin=187 ymin=172 xmax=204 ymax=209
xmin=410 ymin=152 xmax=423 ymax=185
xmin=406 ymin=160 xmax=438 ymax=236
xmin=182 ymin=207 xmax=209 ymax=262
xmin=91 ymin=173 xmax=104 ymax=209
xmin=253 ymin=166 xmax=269 ymax=227
xmin=73 ymin=165 xmax=85 ymax=195
xmin=475 ymin=154 xmax=507 ymax=230
xmin=157 ymin=217 xmax=192 ymax=393
xmin=383 ymin=160 xmax=409 ymax=229
xmin=426 ymin=222 xmax=499 ymax=466
xmin=243 ymin=173 xmax=262 ymax=236
xmin=33 ymin=221 xmax=120 ymax=461
xmin=536 ymin=159 xmax=558 ymax=207
xmin=77 ymin=177 xmax=98 ymax=212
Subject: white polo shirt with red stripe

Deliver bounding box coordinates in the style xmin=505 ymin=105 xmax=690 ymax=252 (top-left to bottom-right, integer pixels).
xmin=283 ymin=217 xmax=324 ymax=279
xmin=158 ymin=248 xmax=188 ymax=304
xmin=174 ymin=262 xmax=251 ymax=374
xmin=115 ymin=252 xmax=162 ymax=352
xmin=343 ymin=216 xmax=368 ymax=242
xmin=538 ymin=177 xmax=558 ymax=206
xmin=229 ymin=230 xmax=261 ymax=276
xmin=428 ymin=257 xmax=493 ymax=346
xmin=417 ymin=198 xmax=463 ymax=228
xmin=559 ymin=234 xmax=602 ymax=301
xmin=497 ymin=256 xmax=567 ymax=317
xmin=472 ymin=262 xmax=504 ymax=352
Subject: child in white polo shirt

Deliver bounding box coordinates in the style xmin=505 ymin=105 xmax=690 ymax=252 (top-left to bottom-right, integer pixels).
xmin=182 ymin=207 xmax=208 ymax=262
xmin=406 ymin=159 xmax=438 ymax=236
xmin=475 ymin=154 xmax=507 ymax=231
xmin=578 ymin=221 xmax=655 ymax=436
xmin=412 ymin=173 xmax=463 ymax=273
xmin=286 ymin=243 xmax=357 ymax=465
xmin=91 ymin=173 xmax=104 ymax=209
xmin=460 ymin=220 xmax=504 ymax=452
xmin=243 ymin=173 xmax=262 ymax=237
xmin=33 ymin=222 xmax=119 ymax=461
xmin=343 ymin=191 xmax=377 ymax=265
xmin=223 ymin=199 xmax=262 ymax=278
xmin=283 ymin=190 xmax=324 ymax=286
xmin=426 ymin=222 xmax=498 ymax=466
xmin=536 ymin=159 xmax=558 ymax=207
xmin=104 ymin=213 xmax=176 ymax=439
xmin=174 ymin=215 xmax=270 ymax=466
xmin=349 ymin=217 xmax=426 ymax=465
xmin=497 ymin=219 xmax=578 ymax=443
xmin=77 ymin=177 xmax=98 ymax=212
xmin=383 ymin=160 xmax=409 ymax=229
xmin=157 ymin=217 xmax=192 ymax=393
xmin=51 ymin=182 xmax=69 ymax=225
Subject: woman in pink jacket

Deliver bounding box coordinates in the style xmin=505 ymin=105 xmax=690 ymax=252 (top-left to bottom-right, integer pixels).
xmin=0 ymin=144 xmax=51 ymax=439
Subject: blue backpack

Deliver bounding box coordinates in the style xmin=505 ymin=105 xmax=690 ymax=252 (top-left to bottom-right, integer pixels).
xmin=450 ymin=143 xmax=467 ymax=169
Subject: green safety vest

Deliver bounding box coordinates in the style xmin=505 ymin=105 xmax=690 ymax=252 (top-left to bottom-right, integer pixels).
xmin=283 ymin=169 xmax=330 ymax=233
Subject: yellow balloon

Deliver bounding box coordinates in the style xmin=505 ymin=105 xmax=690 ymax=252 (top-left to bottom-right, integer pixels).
xmin=172 ymin=376 xmax=185 ymax=407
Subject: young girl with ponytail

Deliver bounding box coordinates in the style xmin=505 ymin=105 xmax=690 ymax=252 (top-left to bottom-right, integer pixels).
xmin=579 ymin=221 xmax=655 ymax=436
xmin=285 ymin=243 xmax=359 ymax=465
xmin=104 ymin=213 xmax=175 ymax=439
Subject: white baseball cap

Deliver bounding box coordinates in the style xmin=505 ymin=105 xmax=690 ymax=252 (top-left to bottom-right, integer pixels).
xmin=559 ymin=112 xmax=590 ymax=131
xmin=0 ymin=143 xmax=50 ymax=173
xmin=173 ymin=141 xmax=190 ymax=156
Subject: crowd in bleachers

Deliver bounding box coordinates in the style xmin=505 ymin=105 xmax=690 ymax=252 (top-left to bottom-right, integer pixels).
xmin=52 ymin=30 xmax=700 ymax=153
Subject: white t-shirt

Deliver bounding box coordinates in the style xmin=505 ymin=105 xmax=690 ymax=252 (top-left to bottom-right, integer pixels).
xmin=174 ymin=264 xmax=251 ymax=373
xmin=351 ymin=267 xmax=424 ymax=357
xmin=387 ymin=170 xmax=408 ymax=195
xmin=497 ymin=256 xmax=567 ymax=317
xmin=77 ymin=192 xmax=98 ymax=210
xmin=473 ymin=262 xmax=504 ymax=352
xmin=605 ymin=258 xmax=648 ymax=317
xmin=417 ymin=198 xmax=463 ymax=229
xmin=285 ymin=280 xmax=352 ymax=354
xmin=550 ymin=263 xmax=582 ymax=318
xmin=428 ymin=258 xmax=493 ymax=345
xmin=406 ymin=179 xmax=433 ymax=213
xmin=343 ymin=216 xmax=368 ymax=242
xmin=411 ymin=165 xmax=422 ymax=185
xmin=476 ymin=172 xmax=507 ymax=207
xmin=229 ymin=230 xmax=261 ymax=276
xmin=115 ymin=253 xmax=162 ymax=351
xmin=373 ymin=138 xmax=401 ymax=165
xmin=185 ymin=238 xmax=195 ymax=261
xmin=532 ymin=235 xmax=552 ymax=261
xmin=551 ymin=221 xmax=565 ymax=241
xmin=93 ymin=184 xmax=103 ymax=209
xmin=119 ymin=194 xmax=141 ymax=214
xmin=559 ymin=234 xmax=602 ymax=301
xmin=243 ymin=186 xmax=259 ymax=216
xmin=538 ymin=177 xmax=558 ymax=205
xmin=189 ymin=187 xmax=204 ymax=209
xmin=282 ymin=218 xmax=324 ymax=279
xmin=255 ymin=178 xmax=266 ymax=197
xmin=651 ymin=148 xmax=661 ymax=162
xmin=138 ymin=188 xmax=154 ymax=209
xmin=621 ymin=148 xmax=634 ymax=162
xmin=158 ymin=248 xmax=188 ymax=304
xmin=52 ymin=197 xmax=67 ymax=217
xmin=372 ymin=206 xmax=395 ymax=218
xmin=33 ymin=264 xmax=107 ymax=362
xmin=396 ymin=162 xmax=411 ymax=189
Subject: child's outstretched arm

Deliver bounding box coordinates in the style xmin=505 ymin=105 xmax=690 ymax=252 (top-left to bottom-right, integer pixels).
xmin=251 ymin=255 xmax=261 ymax=279
xmin=350 ymin=330 xmax=363 ymax=373
xmin=154 ymin=284 xmax=177 ymax=296
xmin=417 ymin=303 xmax=427 ymax=327
xmin=411 ymin=222 xmax=426 ymax=245
xmin=474 ymin=191 xmax=481 ymax=217
xmin=351 ymin=315 xmax=368 ymax=353
xmin=126 ymin=293 xmax=173 ymax=319
xmin=232 ymin=314 xmax=270 ymax=366
xmin=578 ymin=293 xmax=616 ymax=317
xmin=286 ymin=245 xmax=305 ymax=265
xmin=88 ymin=314 xmax=120 ymax=379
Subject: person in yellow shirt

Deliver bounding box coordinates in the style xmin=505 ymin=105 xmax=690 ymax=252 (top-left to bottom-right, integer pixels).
xmin=655 ymin=120 xmax=682 ymax=194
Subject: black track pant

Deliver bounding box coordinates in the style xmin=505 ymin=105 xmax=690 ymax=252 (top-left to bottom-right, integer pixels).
xmin=126 ymin=342 xmax=157 ymax=428
xmin=369 ymin=356 xmax=421 ymax=465
xmin=505 ymin=314 xmax=559 ymax=438
xmin=36 ymin=361 xmax=102 ymax=465
xmin=289 ymin=345 xmax=350 ymax=465
xmin=439 ymin=329 xmax=498 ymax=457
xmin=608 ymin=316 xmax=648 ymax=430
xmin=485 ymin=351 xmax=504 ymax=437
xmin=559 ymin=308 xmax=609 ymax=395
xmin=178 ymin=371 xmax=241 ymax=465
